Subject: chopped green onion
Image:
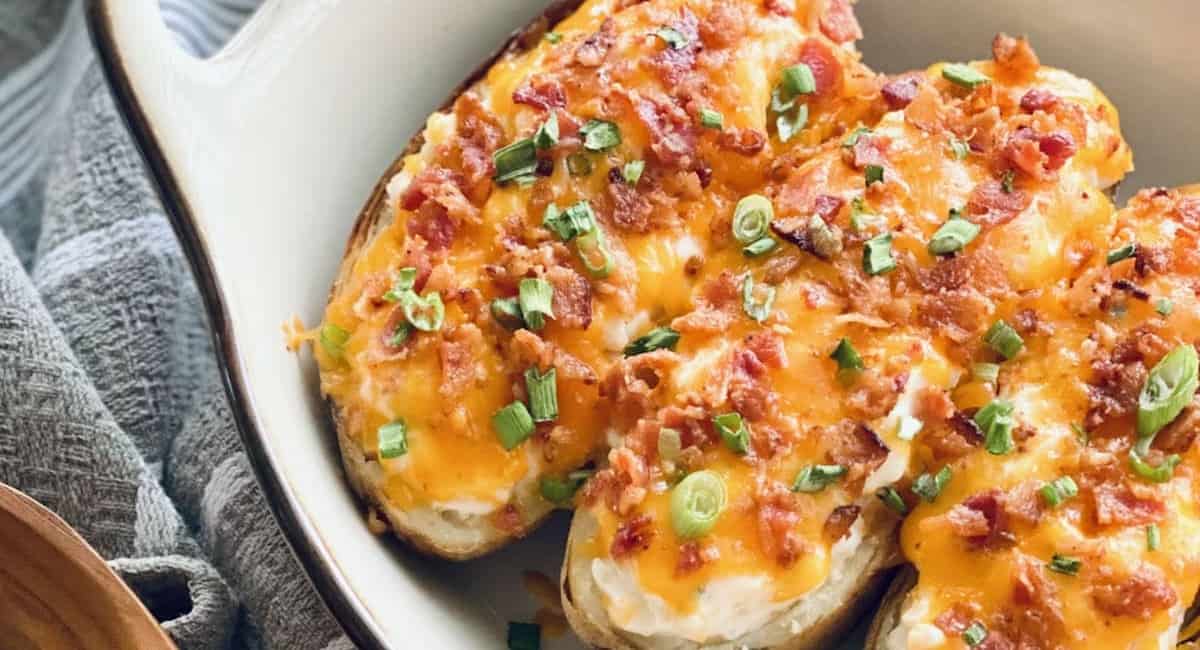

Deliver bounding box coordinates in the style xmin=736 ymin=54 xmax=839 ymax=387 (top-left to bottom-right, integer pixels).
xmin=543 ymin=200 xmax=596 ymax=242
xmin=382 ymin=267 xmax=419 ymax=301
xmin=533 ymin=112 xmax=559 ymax=150
xmin=741 ymin=276 xmax=775 ymax=323
xmin=862 ymin=232 xmax=897 ymax=275
xmin=714 ymin=412 xmax=750 ymax=454
xmin=1106 ymin=243 xmax=1137 ymax=265
xmin=791 ymin=464 xmax=847 ymax=493
xmin=540 ymin=470 xmax=591 ymax=506
xmin=1130 ymin=441 xmax=1182 ymax=483
xmin=655 ymin=26 xmax=689 ymax=50
xmin=699 ymin=108 xmax=723 ymax=129
xmin=319 ymin=323 xmax=350 ymax=359
xmin=973 ymin=363 xmax=1000 ymax=384
xmin=493 ymin=138 xmax=538 ymax=184
xmin=576 ymin=228 xmax=613 ymax=279
xmin=776 ymin=103 xmax=809 ymax=143
xmin=622 ymin=160 xmax=645 ymax=185
xmin=897 ymin=415 xmax=924 ymax=441
xmin=864 ymin=164 xmax=885 ymax=186
xmin=842 ymin=126 xmax=871 ymax=148
xmin=387 ymin=321 xmax=412 ymax=347
xmin=580 ymin=119 xmax=621 ymax=152
xmin=732 ymin=194 xmax=774 ymax=244
xmin=1039 ymin=476 xmax=1078 ymax=507
xmin=781 ymin=63 xmax=817 ymax=96
xmin=850 ymin=197 xmax=884 ymax=232
xmin=984 ymin=320 xmax=1024 ymax=360
xmin=566 ymin=152 xmax=593 ymax=176
xmin=963 ymin=621 xmax=988 ymax=647
xmin=949 ymin=137 xmax=970 ymax=160
xmin=1001 ymin=169 xmax=1016 ymax=194
xmin=830 ymin=338 xmax=865 ymax=371
xmin=401 ymin=291 xmax=445 ymax=332
xmin=1147 ymin=524 xmax=1160 ymax=551
xmin=1072 ymin=422 xmax=1090 ymax=446
xmin=877 ymin=486 xmax=908 ymax=515
xmin=378 ymin=420 xmax=408 ymax=459
xmin=507 ymin=621 xmax=541 ymax=650
xmin=1047 ymin=554 xmax=1082 ymax=576
xmin=544 ymin=32 xmax=562 ymax=44
xmin=1137 ymin=344 xmax=1199 ymax=436
xmin=624 ymin=326 xmax=681 ymax=356
xmin=525 ymin=367 xmax=558 ymax=422
xmin=942 ymin=63 xmax=991 ymax=89
xmin=743 ymin=237 xmax=778 ymax=257
xmin=976 ymin=399 xmax=1015 ymax=455
xmin=493 ymin=401 xmax=535 ymax=450
xmin=1156 ymin=298 xmax=1174 ymax=317
xmin=670 ymin=470 xmax=727 ymax=538
xmin=658 ymin=427 xmax=683 ymax=462
xmin=912 ymin=465 xmax=952 ymax=503
xmin=928 ymin=211 xmax=981 ymax=256
xmin=518 ymin=278 xmax=555 ymax=331
xmin=491 ymin=297 xmax=525 ymax=329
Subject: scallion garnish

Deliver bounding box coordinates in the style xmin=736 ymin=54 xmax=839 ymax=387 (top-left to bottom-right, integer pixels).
xmin=928 ymin=210 xmax=981 ymax=256
xmin=543 ymin=200 xmax=596 ymax=242
xmin=865 ymin=164 xmax=885 ymax=186
xmin=1047 ymin=554 xmax=1082 ymax=576
xmin=942 ymin=63 xmax=991 ymax=89
xmin=566 ymin=152 xmax=593 ymax=176
xmin=670 ymin=470 xmax=727 ymax=538
xmin=540 ymin=469 xmax=592 ymax=506
xmin=491 ymin=297 xmax=525 ymax=330
xmin=699 ymin=108 xmax=723 ymax=129
xmin=622 ymin=160 xmax=645 ymax=185
xmin=400 ymin=290 xmax=445 ymax=332
xmin=517 ymin=279 xmax=554 ymax=331
xmin=775 ymin=104 xmax=809 ymax=143
xmin=493 ymin=138 xmax=538 ymax=184
xmin=842 ymin=126 xmax=871 ymax=148
xmin=963 ymin=621 xmax=988 ymax=647
xmin=655 ymin=26 xmax=688 ymax=50
xmin=544 ymin=32 xmax=562 ymax=44
xmin=658 ymin=427 xmax=683 ymax=462
xmin=984 ymin=320 xmax=1024 ymax=360
xmin=791 ymin=464 xmax=847 ymax=493
xmin=493 ymin=401 xmax=535 ymax=450
xmin=382 ymin=267 xmax=419 ymax=301
xmin=975 ymin=399 xmax=1015 ymax=455
xmin=714 ymin=412 xmax=750 ymax=454
xmin=850 ymin=197 xmax=883 ymax=232
xmin=1156 ymin=298 xmax=1174 ymax=317
xmin=1039 ymin=476 xmax=1078 ymax=507
xmin=378 ymin=420 xmax=408 ymax=459
xmin=1147 ymin=523 xmax=1160 ymax=551
xmin=732 ymin=194 xmax=774 ymax=244
xmin=830 ymin=338 xmax=864 ymax=371
xmin=525 ymin=366 xmax=558 ymax=422
xmin=507 ymin=621 xmax=541 ymax=650
xmin=781 ymin=63 xmax=816 ymax=96
xmin=741 ymin=276 xmax=775 ymax=323
xmin=862 ymin=232 xmax=897 ymax=275
xmin=533 ymin=112 xmax=559 ymax=150
xmin=897 ymin=415 xmax=923 ymax=441
xmin=1106 ymin=243 xmax=1137 ymax=265
xmin=1001 ymin=169 xmax=1016 ymax=194
xmin=624 ymin=326 xmax=680 ymax=356
xmin=575 ymin=228 xmax=613 ymax=279
xmin=579 ymin=119 xmax=621 ymax=152
xmin=876 ymin=486 xmax=908 ymax=515
xmin=1137 ymin=343 xmax=1198 ymax=436
xmin=319 ymin=323 xmax=350 ymax=359
xmin=973 ymin=362 xmax=1000 ymax=384
xmin=388 ymin=321 xmax=412 ymax=347
xmin=743 ymin=237 xmax=778 ymax=257
xmin=912 ymin=465 xmax=952 ymax=503
xmin=949 ymin=136 xmax=970 ymax=160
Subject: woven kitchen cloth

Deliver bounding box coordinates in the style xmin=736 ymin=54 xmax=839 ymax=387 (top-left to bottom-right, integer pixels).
xmin=0 ymin=1 xmax=352 ymax=648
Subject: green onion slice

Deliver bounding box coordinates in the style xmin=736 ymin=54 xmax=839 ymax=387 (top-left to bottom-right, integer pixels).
xmin=1156 ymin=298 xmax=1174 ymax=317
xmin=963 ymin=621 xmax=988 ymax=647
xmin=388 ymin=321 xmax=412 ymax=347
xmin=544 ymin=32 xmax=562 ymax=44
xmin=864 ymin=164 xmax=885 ymax=186
xmin=830 ymin=338 xmax=865 ymax=371
xmin=493 ymin=138 xmax=538 ymax=184
xmin=912 ymin=465 xmax=952 ymax=503
xmin=842 ymin=126 xmax=871 ymax=148
xmin=319 ymin=323 xmax=350 ymax=359
xmin=741 ymin=276 xmax=775 ymax=323
xmin=949 ymin=137 xmax=970 ymax=160
xmin=984 ymin=320 xmax=1024 ymax=360
xmin=566 ymin=152 xmax=593 ymax=176
xmin=518 ymin=278 xmax=555 ymax=331
xmin=791 ymin=464 xmax=847 ymax=493
xmin=383 ymin=267 xmax=419 ymax=301
xmin=533 ymin=112 xmax=559 ymax=150
xmin=1137 ymin=343 xmax=1198 ymax=436
xmin=543 ymin=200 xmax=596 ymax=242
xmin=576 ymin=228 xmax=613 ymax=279
xmin=655 ymin=26 xmax=689 ymax=50
xmin=580 ymin=119 xmax=621 ymax=152
xmin=1130 ymin=442 xmax=1182 ymax=483
xmin=1001 ymin=169 xmax=1016 ymax=194
xmin=491 ymin=297 xmax=525 ymax=330
xmin=699 ymin=108 xmax=723 ymax=129
xmin=877 ymin=486 xmax=908 ymax=515
xmin=850 ymin=197 xmax=884 ymax=233
xmin=1039 ymin=476 xmax=1078 ymax=507
xmin=378 ymin=420 xmax=409 ymax=459
xmin=973 ymin=362 xmax=1000 ymax=384
xmin=670 ymin=470 xmax=727 ymax=539
xmin=732 ymin=194 xmax=774 ymax=244
xmin=1047 ymin=554 xmax=1082 ymax=576
xmin=928 ymin=211 xmax=981 ymax=256
xmin=401 ymin=290 xmax=445 ymax=332
xmin=862 ymin=232 xmax=897 ymax=275
xmin=525 ymin=366 xmax=558 ymax=422
xmin=494 ymin=401 xmax=535 ymax=450
xmin=975 ymin=399 xmax=1015 ymax=455
xmin=540 ymin=470 xmax=592 ymax=506
xmin=713 ymin=412 xmax=750 ymax=455
xmin=776 ymin=103 xmax=808 ymax=143
xmin=942 ymin=63 xmax=991 ymax=89
xmin=507 ymin=621 xmax=541 ymax=650
xmin=743 ymin=237 xmax=778 ymax=257
xmin=781 ymin=63 xmax=817 ymax=96
xmin=1106 ymin=243 xmax=1137 ymax=265
xmin=658 ymin=427 xmax=683 ymax=462
xmin=624 ymin=326 xmax=681 ymax=356
xmin=1147 ymin=523 xmax=1161 ymax=551
xmin=623 ymin=160 xmax=645 ymax=185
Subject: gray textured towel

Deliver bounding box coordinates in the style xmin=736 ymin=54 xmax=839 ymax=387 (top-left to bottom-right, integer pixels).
xmin=0 ymin=2 xmax=351 ymax=648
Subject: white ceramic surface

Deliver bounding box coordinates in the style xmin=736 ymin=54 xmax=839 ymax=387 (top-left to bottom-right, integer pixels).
xmin=88 ymin=1 xmax=1200 ymax=648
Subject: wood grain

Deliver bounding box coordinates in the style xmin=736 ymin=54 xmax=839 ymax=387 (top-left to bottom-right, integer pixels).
xmin=0 ymin=482 xmax=176 ymax=649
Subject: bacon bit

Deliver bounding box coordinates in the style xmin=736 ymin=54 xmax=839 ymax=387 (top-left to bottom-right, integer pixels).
xmin=846 ymin=369 xmax=905 ymax=420
xmin=926 ymin=411 xmax=984 ymax=460
xmin=948 ymin=490 xmax=1013 ymax=549
xmin=438 ymin=325 xmax=483 ymax=402
xmin=610 ymin=447 xmax=649 ymax=514
xmin=1090 ymin=565 xmax=1178 ymax=620
xmin=1085 ymin=352 xmax=1147 ymax=429
xmin=671 ymin=271 xmax=740 ymax=335
xmin=1038 ymin=131 xmax=1078 ymax=172
xmin=762 ymin=252 xmax=805 ymax=284
xmin=1175 ymin=196 xmax=1200 ymax=229
xmin=545 ymin=265 xmax=593 ymax=329
xmin=823 ymin=505 xmax=861 ymax=543
xmin=651 ymin=9 xmax=700 ymax=85
xmin=574 ymin=19 xmax=615 ymax=67
xmin=378 ymin=306 xmax=411 ymax=351
xmin=796 ymin=39 xmax=844 ymax=100
xmin=674 ymin=541 xmax=714 ymax=576
xmin=764 ymin=0 xmax=792 ymax=17
xmin=606 ymin=178 xmax=654 ymax=232
xmin=633 ymin=96 xmax=699 ymax=170
xmin=611 ymin=514 xmax=654 ymax=558
xmin=967 ymin=179 xmax=1031 ymax=227
xmin=1154 ymin=401 xmax=1200 ymax=454
xmin=918 ymin=248 xmax=1008 ymax=296
xmin=512 ymin=76 xmax=567 ymax=111
xmin=454 ymin=93 xmax=505 ymax=194
xmin=1002 ymin=127 xmax=1077 ymax=180
xmin=754 ymin=480 xmax=805 ymax=567
xmin=602 ymin=350 xmax=679 ymax=418
xmin=827 ymin=422 xmax=889 ymax=489
xmin=728 ymin=337 xmax=783 ymax=421
xmin=1112 ymin=279 xmax=1150 ymax=301
xmin=717 ymin=128 xmax=767 ymax=156
xmin=511 ymin=329 xmax=598 ymax=385
xmin=934 ymin=603 xmax=975 ymax=635
xmin=812 ymin=194 xmax=846 ymax=222
xmin=1003 ymin=482 xmax=1044 ymax=527
xmin=1010 ymin=554 xmax=1065 ymax=641
xmin=881 ymin=74 xmax=921 ymax=110
xmin=1134 ymin=244 xmax=1171 ymax=277
xmin=916 ymin=386 xmax=956 ymax=422
xmin=918 ymin=288 xmax=991 ymax=344
xmin=1092 ymin=481 xmax=1165 ymax=527
xmin=699 ymin=1 xmax=746 ymax=49
xmin=401 ymin=239 xmax=434 ymax=293
xmin=1019 ymin=88 xmax=1060 ymax=113
xmin=579 ymin=468 xmax=618 ymax=508
xmin=991 ymin=34 xmax=1040 ymax=80
xmin=493 ymin=504 xmax=523 ymax=533
xmin=818 ymin=0 xmax=863 ymax=43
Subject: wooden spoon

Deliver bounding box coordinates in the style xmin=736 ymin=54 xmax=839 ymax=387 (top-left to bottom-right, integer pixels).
xmin=0 ymin=482 xmax=176 ymax=649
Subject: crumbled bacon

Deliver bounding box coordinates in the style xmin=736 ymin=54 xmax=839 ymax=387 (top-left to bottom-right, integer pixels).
xmin=493 ymin=504 xmax=523 ymax=533
xmin=1135 ymin=244 xmax=1172 ymax=277
xmin=812 ymin=194 xmax=845 ymax=222
xmin=947 ymin=490 xmax=1013 ymax=549
xmin=818 ymin=0 xmax=863 ymax=44
xmin=698 ymin=1 xmax=746 ymax=49
xmin=651 ymin=9 xmax=700 ymax=85
xmin=633 ymin=96 xmax=699 ymax=169
xmin=881 ymin=74 xmax=921 ymax=110
xmin=511 ymin=329 xmax=597 ymax=384
xmin=438 ymin=324 xmax=483 ymax=401
xmin=670 ymin=271 xmax=740 ymax=335
xmin=918 ymin=288 xmax=991 ymax=343
xmin=545 ymin=265 xmax=593 ymax=329
xmin=754 ymin=479 xmax=805 ymax=567
xmin=674 ymin=541 xmax=714 ymax=576
xmin=1175 ymin=196 xmax=1200 ymax=229
xmin=827 ymin=422 xmax=889 ymax=488
xmin=934 ymin=604 xmax=975 ymax=635
xmin=717 ymin=128 xmax=767 ymax=156
xmin=606 ymin=178 xmax=654 ymax=232
xmin=512 ymin=76 xmax=567 ymax=111
xmin=574 ymin=19 xmax=614 ymax=67
xmin=764 ymin=0 xmax=792 ymax=17
xmin=796 ymin=38 xmax=843 ymax=99
xmin=1090 ymin=565 xmax=1178 ymax=620
xmin=1154 ymin=401 xmax=1200 ymax=454
xmin=1085 ymin=351 xmax=1147 ymax=429
xmin=602 ymin=350 xmax=679 ymax=418
xmin=1038 ymin=132 xmax=1078 ymax=172
xmin=1002 ymin=127 xmax=1077 ymax=181
xmin=846 ymin=133 xmax=889 ymax=169
xmin=916 ymin=386 xmax=956 ymax=422
xmin=1008 ymin=554 xmax=1065 ymax=643
xmin=408 ymin=202 xmax=459 ymax=252
xmin=728 ymin=341 xmax=780 ymax=422
xmin=611 ymin=514 xmax=654 ymax=558
xmin=823 ymin=505 xmax=861 ymax=543
xmin=967 ymin=179 xmax=1031 ymax=227
xmin=1019 ymin=88 xmax=1060 ymax=114
xmin=1091 ymin=481 xmax=1165 ymax=527
xmin=991 ymin=34 xmax=1040 ymax=80
xmin=454 ymin=93 xmax=505 ymax=193
xmin=846 ymin=369 xmax=906 ymax=419
xmin=923 ymin=411 xmax=983 ymax=460
xmin=610 ymin=446 xmax=649 ymax=514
